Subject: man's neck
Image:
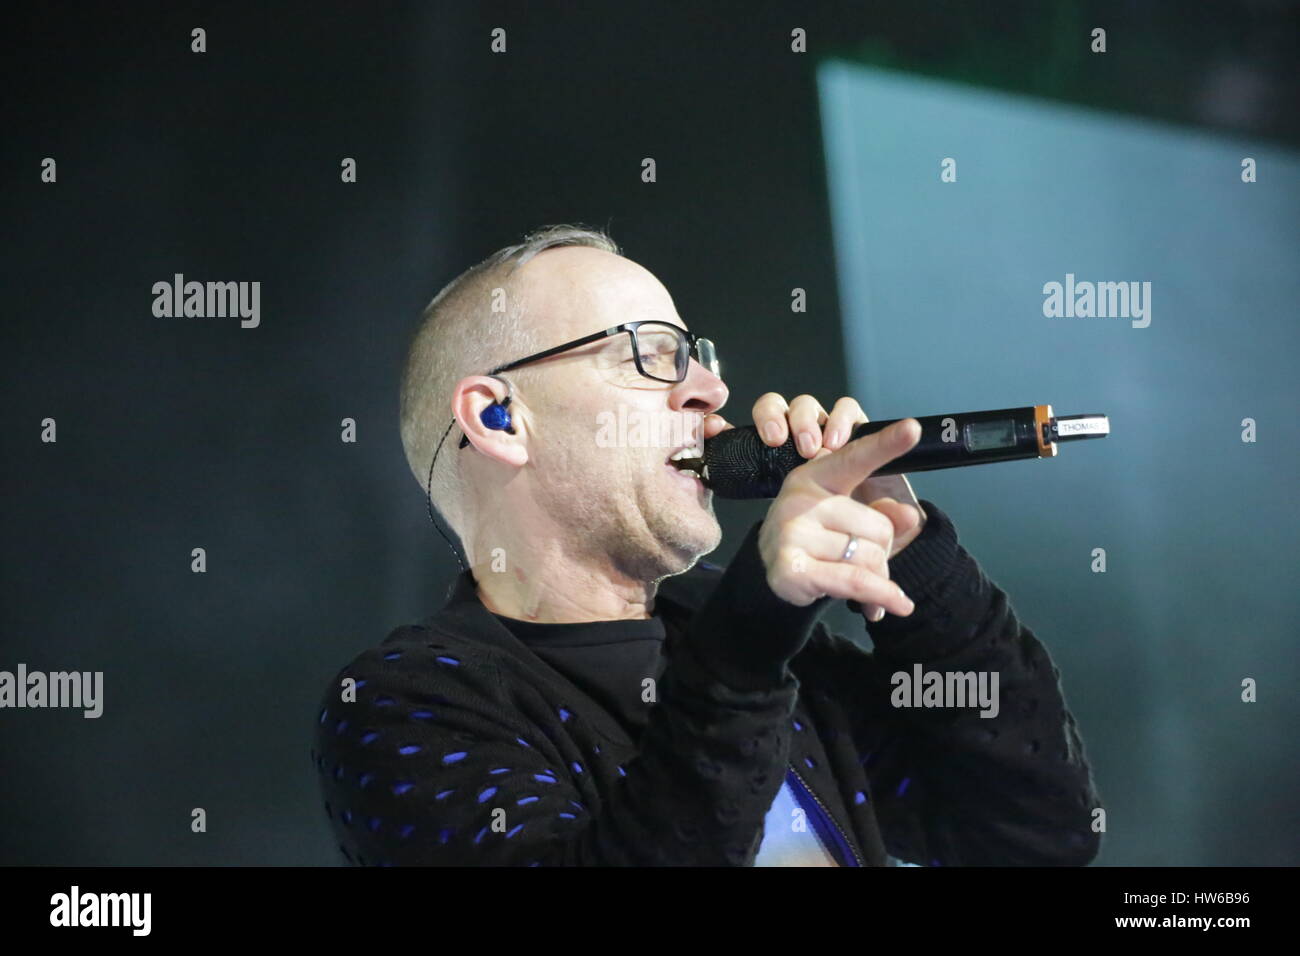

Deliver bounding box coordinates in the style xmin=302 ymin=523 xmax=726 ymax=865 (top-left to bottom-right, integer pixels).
xmin=471 ymin=545 xmax=656 ymax=624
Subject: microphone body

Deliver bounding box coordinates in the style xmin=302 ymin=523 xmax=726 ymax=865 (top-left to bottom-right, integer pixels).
xmin=695 ymin=404 xmax=1108 ymax=500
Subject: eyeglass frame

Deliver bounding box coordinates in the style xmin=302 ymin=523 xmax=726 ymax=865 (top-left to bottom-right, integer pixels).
xmin=457 ymin=320 xmax=719 ymax=448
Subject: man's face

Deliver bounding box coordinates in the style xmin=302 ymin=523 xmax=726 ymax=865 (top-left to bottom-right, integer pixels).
xmin=511 ymin=247 xmax=730 ymax=580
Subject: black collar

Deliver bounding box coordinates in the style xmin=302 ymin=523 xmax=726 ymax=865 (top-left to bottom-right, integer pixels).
xmin=431 ymin=560 xmax=720 ymax=645
xmin=417 ymin=561 xmax=724 ymax=739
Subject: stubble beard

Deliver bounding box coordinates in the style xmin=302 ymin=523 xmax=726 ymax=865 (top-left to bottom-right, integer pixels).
xmin=539 ymin=438 xmax=722 ymax=585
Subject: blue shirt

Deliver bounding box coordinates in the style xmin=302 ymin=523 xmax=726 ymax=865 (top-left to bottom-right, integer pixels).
xmin=753 ymin=772 xmax=842 ymax=866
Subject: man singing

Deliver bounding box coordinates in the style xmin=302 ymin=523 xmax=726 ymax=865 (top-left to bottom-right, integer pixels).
xmin=312 ymin=224 xmax=1102 ymax=866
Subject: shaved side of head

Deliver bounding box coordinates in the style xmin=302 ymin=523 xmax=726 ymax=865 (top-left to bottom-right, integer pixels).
xmin=399 ymin=225 xmax=620 ymax=540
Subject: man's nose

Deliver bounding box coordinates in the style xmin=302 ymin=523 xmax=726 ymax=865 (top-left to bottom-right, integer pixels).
xmin=670 ymin=358 xmax=728 ymax=417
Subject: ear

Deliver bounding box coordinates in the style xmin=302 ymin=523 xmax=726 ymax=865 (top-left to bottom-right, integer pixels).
xmin=452 ymin=375 xmax=528 ymax=467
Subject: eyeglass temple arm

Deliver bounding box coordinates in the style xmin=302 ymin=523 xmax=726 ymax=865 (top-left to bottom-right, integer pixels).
xmin=458 ymin=328 xmax=626 ymax=447
xmin=488 ymin=327 xmax=624 ymax=376
xmin=461 ymin=326 xmax=712 ymax=448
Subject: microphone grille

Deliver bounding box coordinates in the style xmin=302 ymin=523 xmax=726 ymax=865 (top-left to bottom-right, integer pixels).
xmin=704 ymin=426 xmax=804 ymax=500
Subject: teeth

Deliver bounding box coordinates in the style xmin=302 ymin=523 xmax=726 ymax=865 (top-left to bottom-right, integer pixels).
xmin=669 ymin=447 xmax=703 ymax=461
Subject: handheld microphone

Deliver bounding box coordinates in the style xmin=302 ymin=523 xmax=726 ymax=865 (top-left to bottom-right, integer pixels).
xmin=676 ymin=405 xmax=1109 ymax=500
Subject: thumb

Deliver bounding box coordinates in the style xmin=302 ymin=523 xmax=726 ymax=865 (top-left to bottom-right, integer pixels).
xmin=867 ymin=497 xmax=922 ymax=542
xmin=703 ymin=413 xmax=732 ymax=440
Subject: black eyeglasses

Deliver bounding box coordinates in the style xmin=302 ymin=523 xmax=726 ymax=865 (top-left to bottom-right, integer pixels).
xmin=458 ymin=321 xmax=719 ymax=448
xmin=496 ymin=321 xmax=717 ymax=382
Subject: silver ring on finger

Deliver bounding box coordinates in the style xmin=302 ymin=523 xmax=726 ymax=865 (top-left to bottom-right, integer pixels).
xmin=840 ymin=534 xmax=860 ymax=563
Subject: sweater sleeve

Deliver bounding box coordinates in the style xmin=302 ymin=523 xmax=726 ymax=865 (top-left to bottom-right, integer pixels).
xmin=799 ymin=499 xmax=1104 ymax=866
xmin=312 ymin=522 xmax=833 ymax=866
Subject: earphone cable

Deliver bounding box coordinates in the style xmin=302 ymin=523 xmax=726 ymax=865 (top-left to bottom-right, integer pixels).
xmin=425 ymin=418 xmax=467 ymax=572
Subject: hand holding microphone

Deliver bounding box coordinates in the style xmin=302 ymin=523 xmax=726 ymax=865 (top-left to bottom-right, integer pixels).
xmin=695 ymin=394 xmax=1110 ymax=618
xmin=753 ymin=416 xmax=924 ymax=615
xmin=702 ymin=393 xmax=925 ymax=620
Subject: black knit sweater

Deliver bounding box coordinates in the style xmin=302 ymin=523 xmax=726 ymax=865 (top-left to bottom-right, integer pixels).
xmin=311 ymin=499 xmax=1102 ymax=866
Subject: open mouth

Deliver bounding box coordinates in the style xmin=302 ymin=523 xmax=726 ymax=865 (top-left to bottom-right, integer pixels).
xmin=667 ymin=446 xmax=709 ymax=484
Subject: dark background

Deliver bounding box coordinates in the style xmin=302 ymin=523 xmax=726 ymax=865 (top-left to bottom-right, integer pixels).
xmin=2 ymin=1 xmax=1296 ymax=865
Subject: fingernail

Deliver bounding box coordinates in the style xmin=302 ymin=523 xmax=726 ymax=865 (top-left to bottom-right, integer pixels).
xmin=763 ymin=421 xmax=782 ymax=444
xmin=871 ymin=606 xmax=886 ymax=622
xmin=797 ymin=431 xmax=815 ymax=456
xmin=826 ymin=428 xmax=843 ymax=448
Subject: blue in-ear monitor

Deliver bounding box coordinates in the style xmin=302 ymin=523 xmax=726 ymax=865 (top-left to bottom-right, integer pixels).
xmin=481 ymin=403 xmax=513 ymax=432
xmin=456 ymin=377 xmax=515 ymax=449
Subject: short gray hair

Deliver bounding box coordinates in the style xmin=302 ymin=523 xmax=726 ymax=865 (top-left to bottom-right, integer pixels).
xmin=399 ymin=224 xmax=621 ymax=539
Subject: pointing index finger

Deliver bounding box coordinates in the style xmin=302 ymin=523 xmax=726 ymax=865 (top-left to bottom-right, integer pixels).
xmin=804 ymin=418 xmax=921 ymax=495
